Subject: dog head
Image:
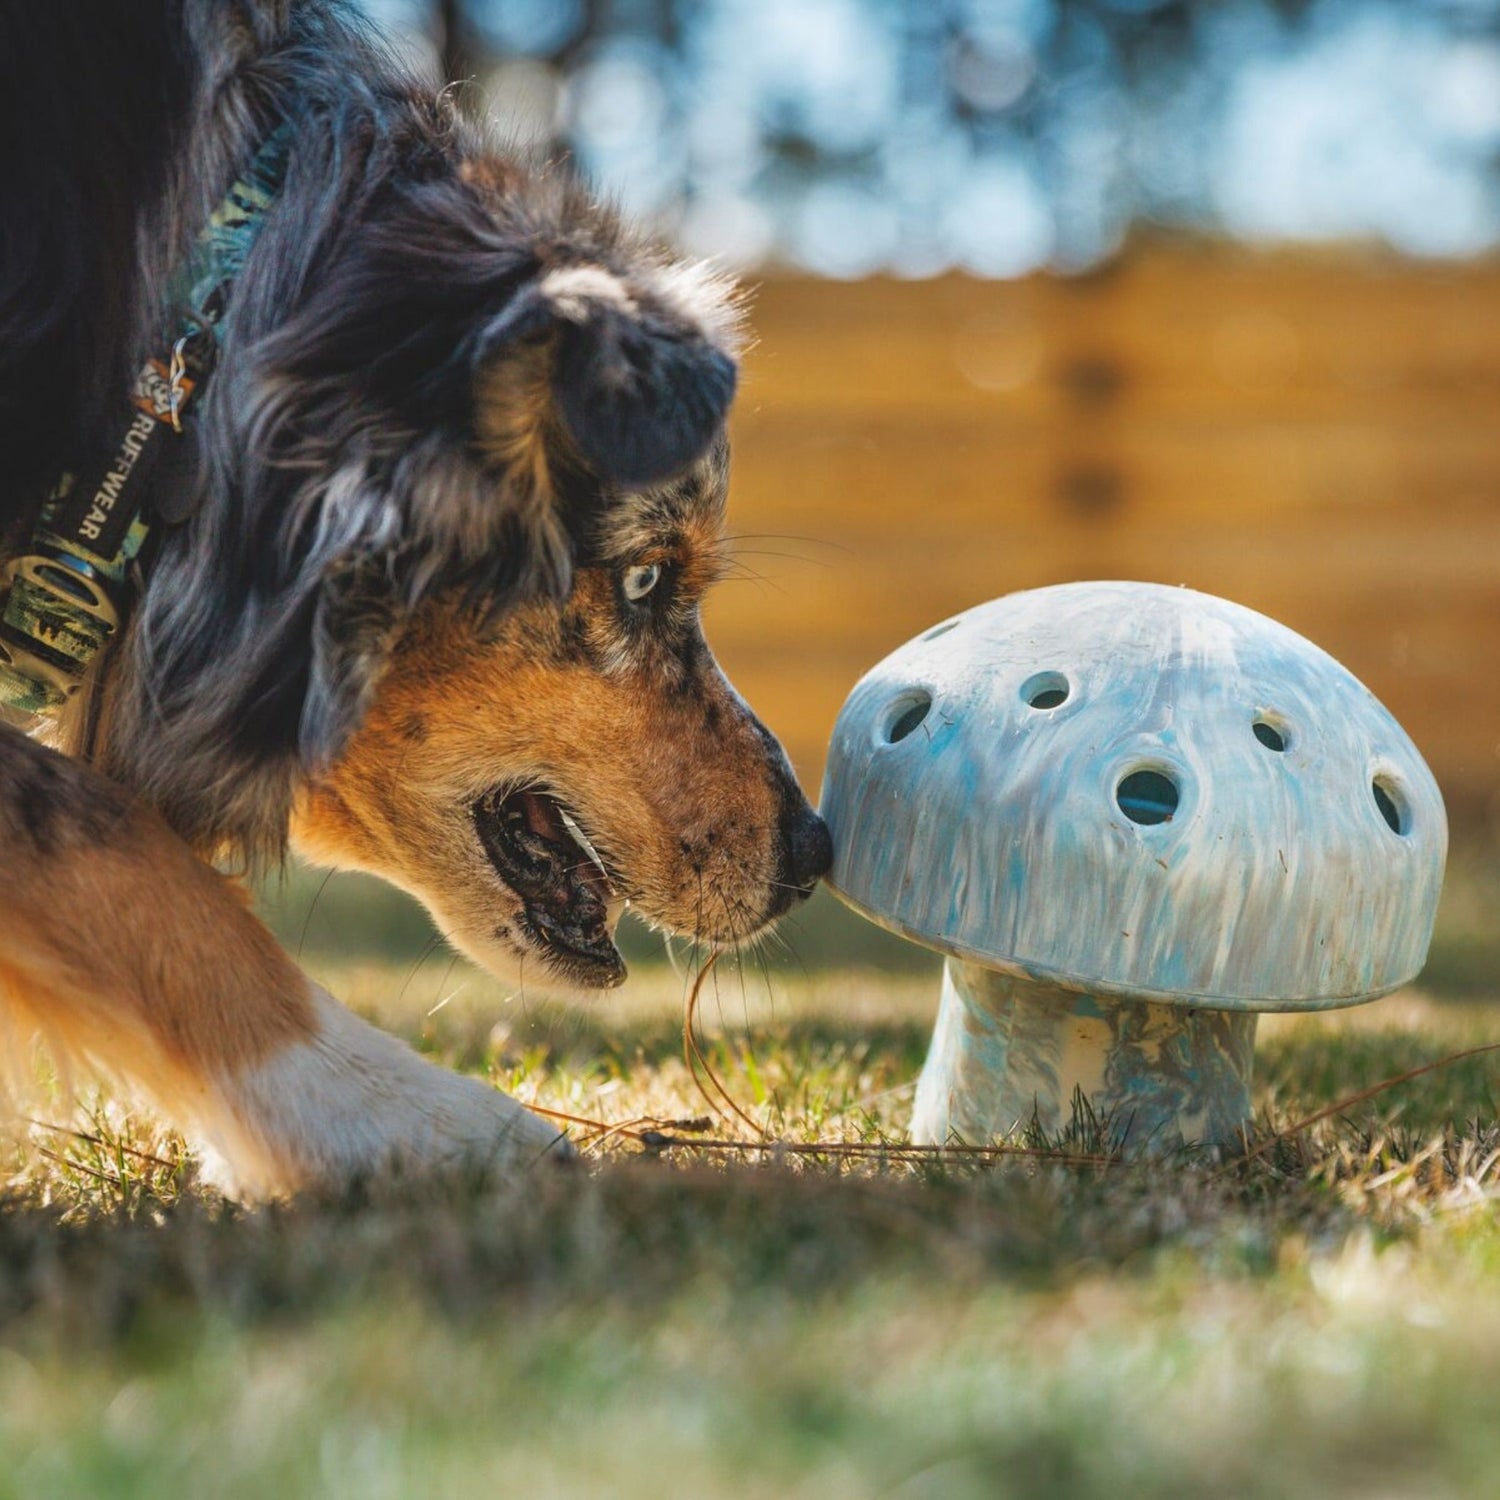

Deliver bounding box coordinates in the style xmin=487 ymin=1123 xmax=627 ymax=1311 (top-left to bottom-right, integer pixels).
xmin=278 ymin=153 xmax=830 ymax=983
xmin=292 ymin=439 xmax=830 ymax=987
xmin=96 ymin=127 xmax=830 ymax=984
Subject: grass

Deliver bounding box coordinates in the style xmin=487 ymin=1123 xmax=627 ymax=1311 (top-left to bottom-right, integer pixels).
xmin=1 ymin=948 xmax=1499 ymax=1499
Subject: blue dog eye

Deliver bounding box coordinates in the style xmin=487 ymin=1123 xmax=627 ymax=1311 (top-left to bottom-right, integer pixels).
xmin=623 ymin=563 xmax=661 ymax=602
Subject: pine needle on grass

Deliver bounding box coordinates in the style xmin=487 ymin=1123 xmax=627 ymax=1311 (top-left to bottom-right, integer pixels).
xmin=1229 ymin=1038 xmax=1500 ymax=1174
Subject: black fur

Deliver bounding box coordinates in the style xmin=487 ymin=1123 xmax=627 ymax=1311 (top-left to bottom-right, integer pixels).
xmin=553 ymin=296 xmax=738 ymax=488
xmin=1 ymin=3 xmax=182 ymax=505
xmin=0 ymin=0 xmax=739 ymax=863
xmin=0 ymin=722 xmax=133 ymax=854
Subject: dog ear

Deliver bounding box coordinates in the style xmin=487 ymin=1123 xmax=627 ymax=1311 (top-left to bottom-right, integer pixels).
xmin=300 ymin=546 xmax=401 ymax=768
xmin=473 ymin=261 xmax=741 ymax=493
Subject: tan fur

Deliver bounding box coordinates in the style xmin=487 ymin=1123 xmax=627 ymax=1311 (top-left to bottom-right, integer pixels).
xmin=0 ymin=791 xmax=321 ymax=1179
xmin=457 ymin=156 xmax=528 ymax=201
xmin=0 ymin=805 xmax=315 ymax=1077
xmin=473 ymin=336 xmax=566 ymax=527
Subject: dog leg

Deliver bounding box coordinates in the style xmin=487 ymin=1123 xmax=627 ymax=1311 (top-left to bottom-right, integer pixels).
xmin=0 ymin=726 xmax=566 ymax=1196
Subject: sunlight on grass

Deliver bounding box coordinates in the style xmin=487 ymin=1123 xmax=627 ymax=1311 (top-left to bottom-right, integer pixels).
xmin=2 ymin=961 xmax=1498 ymax=1499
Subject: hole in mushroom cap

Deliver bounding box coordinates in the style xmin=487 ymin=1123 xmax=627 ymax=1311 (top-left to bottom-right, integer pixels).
xmin=1117 ymin=768 xmax=1180 ymax=826
xmin=1252 ymin=719 xmax=1287 ymax=752
xmin=922 ymin=619 xmax=960 ymax=642
xmin=1373 ymin=775 xmax=1409 ymax=835
xmin=1021 ymin=671 xmax=1070 ymax=710
xmin=884 ymin=691 xmax=932 ymax=744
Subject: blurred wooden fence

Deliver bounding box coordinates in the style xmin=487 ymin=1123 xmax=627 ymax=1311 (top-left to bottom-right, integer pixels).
xmin=706 ymin=250 xmax=1500 ymax=831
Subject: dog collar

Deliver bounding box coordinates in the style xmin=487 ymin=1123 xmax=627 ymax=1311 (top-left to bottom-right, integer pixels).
xmin=0 ymin=127 xmax=291 ymax=717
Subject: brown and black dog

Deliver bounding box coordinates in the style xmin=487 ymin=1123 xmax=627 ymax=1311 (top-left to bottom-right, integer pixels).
xmin=0 ymin=1 xmax=829 ymax=1194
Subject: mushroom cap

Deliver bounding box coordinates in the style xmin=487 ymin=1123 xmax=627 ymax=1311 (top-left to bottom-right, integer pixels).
xmin=821 ymin=582 xmax=1446 ymax=1010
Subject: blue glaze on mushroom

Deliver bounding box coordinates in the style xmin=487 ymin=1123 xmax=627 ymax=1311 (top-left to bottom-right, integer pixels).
xmin=821 ymin=582 xmax=1447 ymax=1152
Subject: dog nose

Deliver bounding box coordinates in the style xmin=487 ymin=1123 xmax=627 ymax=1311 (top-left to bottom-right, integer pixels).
xmin=782 ymin=803 xmax=833 ymax=891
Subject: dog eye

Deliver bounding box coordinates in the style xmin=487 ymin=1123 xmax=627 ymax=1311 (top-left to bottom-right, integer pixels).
xmin=622 ymin=563 xmax=662 ymax=602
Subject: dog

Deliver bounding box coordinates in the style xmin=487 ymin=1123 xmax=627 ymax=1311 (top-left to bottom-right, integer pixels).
xmin=0 ymin=1 xmax=831 ymax=1195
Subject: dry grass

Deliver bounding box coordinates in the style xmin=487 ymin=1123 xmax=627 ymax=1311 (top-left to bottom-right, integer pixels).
xmin=1 ymin=961 xmax=1499 ymax=1498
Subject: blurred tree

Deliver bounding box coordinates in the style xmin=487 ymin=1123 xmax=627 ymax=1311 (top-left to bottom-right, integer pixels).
xmin=386 ymin=0 xmax=1500 ymax=273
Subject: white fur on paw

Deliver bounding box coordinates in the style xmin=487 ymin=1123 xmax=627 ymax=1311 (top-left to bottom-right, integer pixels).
xmin=194 ymin=985 xmax=568 ymax=1197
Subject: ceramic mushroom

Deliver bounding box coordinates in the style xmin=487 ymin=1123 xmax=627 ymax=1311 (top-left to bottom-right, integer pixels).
xmin=821 ymin=581 xmax=1447 ymax=1154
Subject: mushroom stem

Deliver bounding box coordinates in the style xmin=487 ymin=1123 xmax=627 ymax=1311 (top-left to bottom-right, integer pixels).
xmin=912 ymin=960 xmax=1259 ymax=1155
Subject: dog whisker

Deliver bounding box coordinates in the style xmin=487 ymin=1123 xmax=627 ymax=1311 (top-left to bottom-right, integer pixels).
xmin=720 ymin=531 xmax=853 ymax=554
xmin=295 ymin=866 xmax=337 ymax=962
xmin=397 ymin=929 xmax=448 ymax=1008
xmin=428 ymin=947 xmax=464 ymax=1015
xmin=722 ymin=547 xmax=838 ymax=572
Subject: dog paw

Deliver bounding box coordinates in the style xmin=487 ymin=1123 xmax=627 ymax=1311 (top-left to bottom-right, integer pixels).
xmin=193 ymin=985 xmax=571 ymax=1197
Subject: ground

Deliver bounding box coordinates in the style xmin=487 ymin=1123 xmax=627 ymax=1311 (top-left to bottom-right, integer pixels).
xmin=2 ymin=913 xmax=1499 ymax=1500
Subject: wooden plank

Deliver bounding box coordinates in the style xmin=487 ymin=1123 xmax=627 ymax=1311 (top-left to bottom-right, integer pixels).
xmin=736 ymin=256 xmax=1500 ymax=420
xmin=704 ymin=252 xmax=1500 ymax=825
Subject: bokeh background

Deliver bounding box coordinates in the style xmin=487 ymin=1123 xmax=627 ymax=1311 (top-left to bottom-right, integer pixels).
xmin=263 ymin=0 xmax=1500 ymax=991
